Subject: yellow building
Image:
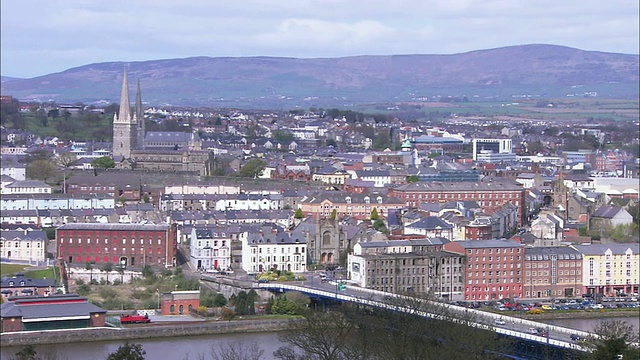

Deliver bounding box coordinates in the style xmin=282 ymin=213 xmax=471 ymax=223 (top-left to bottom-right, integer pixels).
xmin=299 ymin=192 xmax=404 ymax=220
xmin=573 ymin=244 xmax=639 ymax=297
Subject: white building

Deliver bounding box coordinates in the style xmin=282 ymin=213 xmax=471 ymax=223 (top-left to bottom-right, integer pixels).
xmin=472 ymin=139 xmax=513 ymax=162
xmin=0 ymin=194 xmax=115 ymax=211
xmin=214 ymin=194 xmax=282 ymax=211
xmin=240 ymin=225 xmax=307 ymax=274
xmin=189 ymin=226 xmax=231 ymax=271
xmin=1 ymin=162 xmax=26 ymax=181
xmin=0 ymin=228 xmax=47 ymax=264
xmin=1 ymin=180 xmax=52 ymax=195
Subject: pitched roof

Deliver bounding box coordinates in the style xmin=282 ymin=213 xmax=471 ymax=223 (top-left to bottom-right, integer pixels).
xmin=591 ymin=205 xmax=622 ymax=218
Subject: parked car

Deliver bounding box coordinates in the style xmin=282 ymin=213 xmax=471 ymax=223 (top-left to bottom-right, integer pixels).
xmin=592 ymin=304 xmax=604 ymax=309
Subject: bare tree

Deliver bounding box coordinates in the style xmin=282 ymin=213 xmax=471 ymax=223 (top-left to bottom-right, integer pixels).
xmin=208 ymin=340 xmax=264 ymax=360
xmin=585 ymin=319 xmax=640 ymax=360
xmin=55 ymin=151 xmax=78 ymax=169
xmin=276 ymin=310 xmax=355 ymax=360
xmin=276 ymin=292 xmax=510 ymax=360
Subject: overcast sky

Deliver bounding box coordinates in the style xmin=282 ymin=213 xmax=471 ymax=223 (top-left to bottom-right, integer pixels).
xmin=2 ymin=0 xmax=638 ymax=78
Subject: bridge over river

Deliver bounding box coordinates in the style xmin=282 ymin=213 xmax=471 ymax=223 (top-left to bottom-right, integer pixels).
xmin=259 ymin=281 xmax=592 ymax=360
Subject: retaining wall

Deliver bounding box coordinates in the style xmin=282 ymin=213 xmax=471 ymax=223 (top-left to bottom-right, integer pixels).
xmin=0 ymin=318 xmax=303 ymax=347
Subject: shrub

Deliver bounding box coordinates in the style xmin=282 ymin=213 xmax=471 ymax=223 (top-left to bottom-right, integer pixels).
xmin=75 ymin=278 xmax=85 ymax=286
xmin=76 ymin=284 xmax=91 ymax=296
xmin=221 ymin=307 xmax=235 ymax=321
xmin=99 ymin=287 xmax=117 ymax=299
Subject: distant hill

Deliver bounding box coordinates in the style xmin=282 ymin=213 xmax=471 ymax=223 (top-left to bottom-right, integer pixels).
xmin=1 ymin=44 xmax=638 ymax=108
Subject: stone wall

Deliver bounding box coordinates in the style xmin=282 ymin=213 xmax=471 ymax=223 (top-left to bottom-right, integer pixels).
xmin=0 ymin=318 xmax=303 ymax=347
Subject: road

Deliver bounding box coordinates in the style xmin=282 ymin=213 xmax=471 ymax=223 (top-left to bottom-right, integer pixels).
xmin=254 ymin=272 xmax=588 ymax=348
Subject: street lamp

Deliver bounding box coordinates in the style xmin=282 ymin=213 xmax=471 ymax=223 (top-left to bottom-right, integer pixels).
xmin=156 ymin=289 xmax=160 ymax=313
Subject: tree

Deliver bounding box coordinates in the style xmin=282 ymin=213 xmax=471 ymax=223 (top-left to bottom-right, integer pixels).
xmin=526 ymin=140 xmax=545 ymax=155
xmin=101 ymin=262 xmax=113 ymax=283
xmin=106 ymin=342 xmax=146 ymax=360
xmin=234 ymin=291 xmax=249 ymax=315
xmin=85 ymin=261 xmax=94 ymax=283
xmin=207 ymin=340 xmax=264 ymax=360
xmin=56 ymin=151 xmax=78 ymax=170
xmin=10 ymin=345 xmax=38 ymax=360
xmin=370 ymin=208 xmax=379 ymax=221
xmin=246 ymin=289 xmax=258 ymax=315
xmin=91 ymin=156 xmax=116 ymax=170
xmin=586 ymin=319 xmax=640 ymax=360
xmin=271 ymin=295 xmax=299 ymax=315
xmin=276 ymin=310 xmax=355 ymax=360
xmin=294 ymin=208 xmax=304 ymax=219
xmin=273 ymin=130 xmax=293 ymax=142
xmin=406 ymin=175 xmax=419 ymax=183
xmin=26 ymin=160 xmax=57 ymax=183
xmin=238 ymin=158 xmax=266 ymax=178
xmin=330 ymin=209 xmax=337 ymax=220
xmin=213 ymin=293 xmax=228 ymax=307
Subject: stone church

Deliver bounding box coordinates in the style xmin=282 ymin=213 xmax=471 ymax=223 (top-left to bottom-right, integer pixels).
xmin=112 ymin=70 xmax=213 ymax=176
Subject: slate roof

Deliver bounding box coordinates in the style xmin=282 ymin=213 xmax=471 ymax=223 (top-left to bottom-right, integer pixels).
xmin=0 ymin=230 xmax=46 ymax=241
xmin=1 ymin=275 xmax=55 ymax=288
xmin=452 ymin=239 xmax=524 ymax=248
xmin=57 ymin=223 xmax=170 ymax=231
xmin=5 ymin=180 xmax=51 ymax=189
xmin=1 ymin=294 xmax=106 ymax=319
xmin=525 ymin=246 xmax=582 ymax=260
xmin=405 ymin=217 xmax=453 ymax=230
xmin=573 ymin=243 xmax=639 ymax=255
xmin=591 ymin=205 xmax=623 ymax=218
xmin=358 ymin=237 xmax=450 ymax=248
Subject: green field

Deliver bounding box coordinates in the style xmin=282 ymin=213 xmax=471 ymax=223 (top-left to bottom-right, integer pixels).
xmin=0 ymin=263 xmax=29 ymax=276
xmin=0 ymin=263 xmax=56 ymax=281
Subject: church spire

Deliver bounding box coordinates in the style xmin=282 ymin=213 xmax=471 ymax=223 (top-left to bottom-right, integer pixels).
xmin=135 ymin=79 xmax=143 ymax=121
xmin=116 ymin=69 xmax=132 ymax=123
xmin=135 ymin=78 xmax=145 ymax=150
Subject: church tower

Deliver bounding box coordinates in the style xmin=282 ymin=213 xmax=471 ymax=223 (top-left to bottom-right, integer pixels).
xmin=113 ymin=69 xmax=138 ymax=159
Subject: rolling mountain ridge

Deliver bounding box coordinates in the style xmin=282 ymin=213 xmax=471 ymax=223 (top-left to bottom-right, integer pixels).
xmin=2 ymin=44 xmax=638 ymax=108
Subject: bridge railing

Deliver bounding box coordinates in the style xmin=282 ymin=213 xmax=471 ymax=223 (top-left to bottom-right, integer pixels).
xmin=259 ymin=282 xmax=592 ymax=351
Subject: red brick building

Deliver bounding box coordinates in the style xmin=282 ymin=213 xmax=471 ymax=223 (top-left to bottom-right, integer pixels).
xmin=65 ymin=173 xmax=142 ymax=202
xmin=523 ymin=247 xmax=583 ymax=300
xmin=56 ymin=223 xmax=177 ymax=269
xmin=388 ymin=178 xmax=526 ymax=225
xmin=160 ymin=290 xmax=200 ymax=315
xmin=444 ymin=239 xmax=525 ymax=301
xmin=464 ymin=218 xmax=493 ymax=240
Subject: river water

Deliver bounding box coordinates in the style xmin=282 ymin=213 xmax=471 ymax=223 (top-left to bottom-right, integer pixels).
xmin=539 ymin=315 xmax=639 ymax=333
xmin=2 ymin=316 xmax=638 ymax=360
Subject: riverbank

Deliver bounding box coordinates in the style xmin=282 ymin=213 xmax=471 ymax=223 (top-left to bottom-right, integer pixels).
xmin=0 ymin=318 xmax=304 ymax=347
xmin=3 ymin=309 xmax=636 ymax=347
